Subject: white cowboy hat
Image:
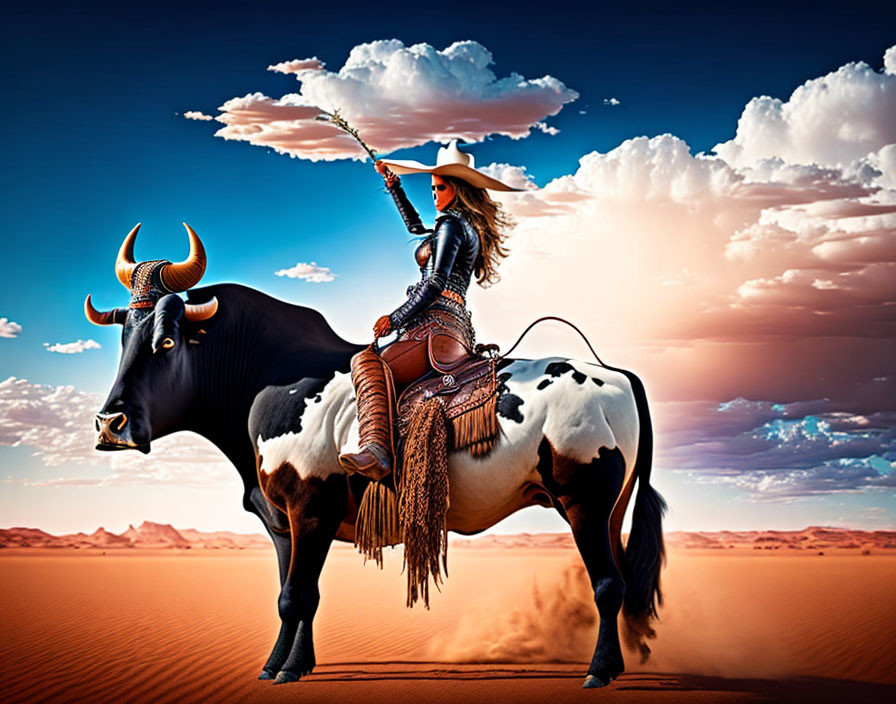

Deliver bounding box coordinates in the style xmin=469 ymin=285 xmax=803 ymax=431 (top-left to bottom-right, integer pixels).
xmin=379 ymin=140 xmax=522 ymax=192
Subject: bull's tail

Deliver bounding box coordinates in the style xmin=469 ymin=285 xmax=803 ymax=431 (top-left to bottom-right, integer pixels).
xmin=614 ymin=369 xmax=666 ymax=662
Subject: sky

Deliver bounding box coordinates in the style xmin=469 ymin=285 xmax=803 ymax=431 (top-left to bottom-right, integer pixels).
xmin=1 ymin=1 xmax=895 ymax=535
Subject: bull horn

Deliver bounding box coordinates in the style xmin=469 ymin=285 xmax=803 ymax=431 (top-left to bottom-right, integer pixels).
xmin=115 ymin=223 xmax=141 ymax=290
xmin=85 ymin=295 xmax=127 ymax=326
xmin=184 ymin=297 xmax=218 ymax=322
xmin=160 ymin=223 xmax=207 ymax=292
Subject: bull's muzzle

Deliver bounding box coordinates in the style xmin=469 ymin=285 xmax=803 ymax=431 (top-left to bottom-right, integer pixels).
xmin=95 ymin=412 xmax=148 ymax=453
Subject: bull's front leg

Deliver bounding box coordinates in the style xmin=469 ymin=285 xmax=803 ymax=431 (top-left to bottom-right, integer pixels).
xmin=256 ymin=472 xmax=347 ymax=683
xmin=246 ymin=486 xmax=292 ymax=584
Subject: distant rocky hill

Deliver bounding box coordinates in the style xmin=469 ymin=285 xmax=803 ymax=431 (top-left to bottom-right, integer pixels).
xmin=0 ymin=521 xmax=270 ymax=550
xmin=451 ymin=527 xmax=896 ymax=551
xmin=665 ymin=526 xmax=896 ymax=551
xmin=2 ymin=524 xmax=894 ymax=551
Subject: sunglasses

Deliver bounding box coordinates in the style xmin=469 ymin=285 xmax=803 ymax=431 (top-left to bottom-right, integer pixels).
xmin=431 ymin=184 xmax=448 ymax=192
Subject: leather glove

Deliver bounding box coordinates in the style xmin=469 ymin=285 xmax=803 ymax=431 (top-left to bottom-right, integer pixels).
xmin=373 ymin=315 xmax=392 ymax=337
xmin=375 ymin=160 xmax=399 ymax=188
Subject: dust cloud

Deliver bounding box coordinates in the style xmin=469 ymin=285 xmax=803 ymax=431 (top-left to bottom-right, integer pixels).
xmin=425 ymin=551 xmax=889 ymax=683
xmin=427 ymin=558 xmax=598 ymax=663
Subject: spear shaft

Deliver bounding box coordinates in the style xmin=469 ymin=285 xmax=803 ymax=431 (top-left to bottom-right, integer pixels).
xmin=314 ymin=109 xmax=378 ymax=162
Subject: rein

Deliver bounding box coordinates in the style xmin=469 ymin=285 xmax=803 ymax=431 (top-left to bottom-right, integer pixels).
xmin=495 ymin=316 xmax=607 ymax=367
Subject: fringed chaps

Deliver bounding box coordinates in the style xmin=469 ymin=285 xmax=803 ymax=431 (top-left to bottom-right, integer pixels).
xmin=399 ymin=396 xmax=450 ymax=608
xmin=354 ymin=480 xmax=401 ymax=568
xmin=352 ymin=351 xmax=501 ymax=606
xmin=353 ymin=396 xmax=451 ymax=607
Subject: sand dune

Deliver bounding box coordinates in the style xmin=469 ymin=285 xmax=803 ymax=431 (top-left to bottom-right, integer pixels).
xmin=2 ymin=541 xmax=894 ymax=703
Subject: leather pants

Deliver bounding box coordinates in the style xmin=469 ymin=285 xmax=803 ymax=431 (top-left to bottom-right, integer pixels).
xmin=380 ymin=306 xmax=474 ymax=392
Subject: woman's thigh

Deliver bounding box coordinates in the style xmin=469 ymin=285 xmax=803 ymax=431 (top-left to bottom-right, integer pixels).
xmin=380 ymin=336 xmax=430 ymax=387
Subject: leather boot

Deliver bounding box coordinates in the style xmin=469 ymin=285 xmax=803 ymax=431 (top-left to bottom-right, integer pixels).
xmin=338 ymin=347 xmax=393 ymax=480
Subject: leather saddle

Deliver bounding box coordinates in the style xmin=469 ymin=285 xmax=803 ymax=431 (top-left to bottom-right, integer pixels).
xmin=395 ymin=355 xmax=500 ymax=458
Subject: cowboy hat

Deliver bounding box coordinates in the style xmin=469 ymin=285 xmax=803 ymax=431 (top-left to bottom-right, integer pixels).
xmin=379 ymin=140 xmax=522 ymax=192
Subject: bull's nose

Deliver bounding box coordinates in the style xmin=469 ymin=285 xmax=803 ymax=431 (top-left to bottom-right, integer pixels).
xmin=96 ymin=412 xmax=128 ymax=434
xmin=95 ymin=412 xmax=135 ymax=449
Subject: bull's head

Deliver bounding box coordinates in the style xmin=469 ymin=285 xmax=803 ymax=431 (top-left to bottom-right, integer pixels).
xmin=86 ymin=223 xmax=219 ymax=452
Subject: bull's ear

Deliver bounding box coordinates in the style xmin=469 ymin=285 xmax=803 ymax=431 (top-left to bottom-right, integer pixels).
xmin=152 ymin=294 xmax=185 ymax=353
xmin=85 ymin=295 xmax=128 ymax=326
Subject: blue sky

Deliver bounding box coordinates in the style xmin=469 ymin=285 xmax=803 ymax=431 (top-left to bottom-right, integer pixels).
xmin=1 ymin=1 xmax=894 ymax=533
xmin=3 ymin=0 xmax=893 ymax=387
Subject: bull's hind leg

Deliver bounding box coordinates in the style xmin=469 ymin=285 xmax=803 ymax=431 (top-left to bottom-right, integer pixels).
xmin=538 ymin=439 xmax=626 ymax=689
xmin=257 ymin=471 xmax=347 ymax=684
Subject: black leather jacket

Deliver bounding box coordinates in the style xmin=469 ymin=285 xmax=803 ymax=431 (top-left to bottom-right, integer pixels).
xmin=386 ymin=187 xmax=480 ymax=330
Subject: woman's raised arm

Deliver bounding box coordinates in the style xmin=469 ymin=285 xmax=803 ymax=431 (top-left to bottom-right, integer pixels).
xmin=376 ymin=161 xmax=427 ymax=235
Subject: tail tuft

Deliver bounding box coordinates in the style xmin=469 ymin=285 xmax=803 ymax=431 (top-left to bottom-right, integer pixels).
xmin=621 ymin=482 xmax=667 ymax=661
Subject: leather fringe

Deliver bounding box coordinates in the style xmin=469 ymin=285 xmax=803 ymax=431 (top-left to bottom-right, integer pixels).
xmin=450 ymin=392 xmax=498 ymax=457
xmin=354 ymin=480 xmax=400 ymax=568
xmin=399 ymin=396 xmax=450 ymax=609
xmin=353 ymin=383 xmax=499 ymax=605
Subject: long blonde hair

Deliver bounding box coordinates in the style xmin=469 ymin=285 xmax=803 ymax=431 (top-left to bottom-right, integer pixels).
xmin=443 ymin=176 xmax=513 ymax=286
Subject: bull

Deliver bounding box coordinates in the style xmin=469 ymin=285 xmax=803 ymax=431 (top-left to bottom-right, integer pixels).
xmin=87 ymin=224 xmax=665 ymax=688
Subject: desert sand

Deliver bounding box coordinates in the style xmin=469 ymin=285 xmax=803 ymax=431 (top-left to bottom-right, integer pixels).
xmin=2 ymin=537 xmax=895 ymax=704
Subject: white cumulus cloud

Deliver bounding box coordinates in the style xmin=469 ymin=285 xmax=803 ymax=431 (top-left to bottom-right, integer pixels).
xmin=43 ymin=339 xmax=101 ymax=354
xmin=466 ymin=46 xmax=896 ymax=502
xmin=714 ymin=46 xmax=896 ymax=169
xmin=184 ymin=110 xmax=214 ymax=121
xmin=603 ymin=97 xmax=620 ymax=106
xmin=208 ymin=39 xmax=579 ymax=161
xmin=0 ymin=317 xmax=22 ymax=338
xmin=274 ymin=261 xmax=337 ymax=282
xmin=0 ymin=377 xmax=230 ymax=486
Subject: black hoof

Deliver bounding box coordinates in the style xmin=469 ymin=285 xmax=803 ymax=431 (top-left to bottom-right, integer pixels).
xmin=258 ymin=669 xmax=276 ymax=680
xmin=274 ymin=670 xmax=301 ymax=685
xmin=583 ymin=674 xmax=611 ymax=689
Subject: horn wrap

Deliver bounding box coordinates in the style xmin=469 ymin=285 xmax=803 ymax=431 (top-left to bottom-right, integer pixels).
xmin=115 ymin=223 xmax=141 ymax=290
xmin=160 ymin=223 xmax=207 ymax=292
xmin=184 ymin=297 xmax=218 ymax=322
xmin=84 ymin=295 xmax=128 ymax=326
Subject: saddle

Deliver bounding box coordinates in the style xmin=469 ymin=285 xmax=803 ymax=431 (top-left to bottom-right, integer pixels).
xmin=395 ymin=354 xmax=500 ymax=458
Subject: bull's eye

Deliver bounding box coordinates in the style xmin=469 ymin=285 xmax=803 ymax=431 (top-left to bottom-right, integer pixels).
xmin=162 ymin=338 xmax=175 ymax=349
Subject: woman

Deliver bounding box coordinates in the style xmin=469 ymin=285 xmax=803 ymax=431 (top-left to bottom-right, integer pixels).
xmin=338 ymin=140 xmax=519 ymax=480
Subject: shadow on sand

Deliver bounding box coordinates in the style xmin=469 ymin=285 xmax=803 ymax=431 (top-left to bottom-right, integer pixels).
xmin=306 ymin=663 xmax=895 ymax=703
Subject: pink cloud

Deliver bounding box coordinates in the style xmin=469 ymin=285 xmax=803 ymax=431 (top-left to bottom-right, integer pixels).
xmin=203 ymin=40 xmax=578 ymax=161
xmin=267 ymin=57 xmax=325 ymax=74
xmin=470 ymin=47 xmax=896 ymax=422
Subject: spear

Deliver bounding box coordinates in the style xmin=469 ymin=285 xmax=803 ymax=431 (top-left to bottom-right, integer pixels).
xmin=314 ymin=109 xmax=379 ymax=163
xmin=315 ymin=108 xmax=428 ymax=239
